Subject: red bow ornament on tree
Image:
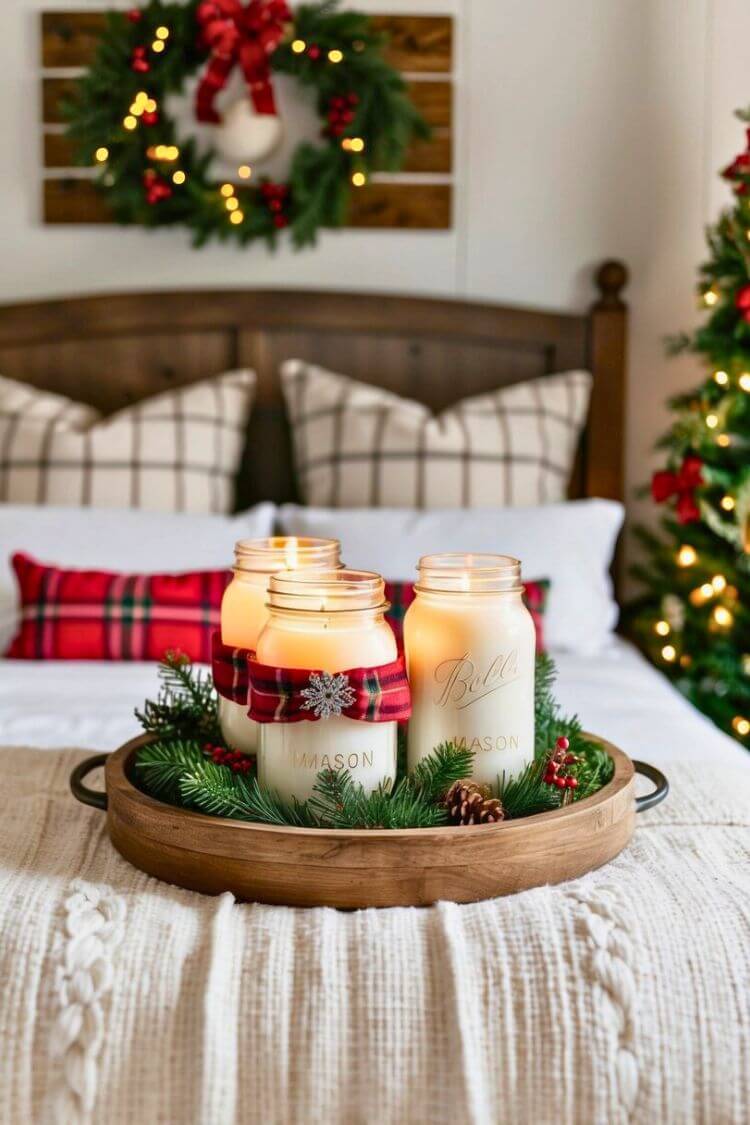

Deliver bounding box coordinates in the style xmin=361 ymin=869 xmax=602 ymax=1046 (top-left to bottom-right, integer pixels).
xmin=722 ymin=128 xmax=750 ymax=194
xmin=651 ymin=454 xmax=704 ymax=524
xmin=736 ymin=283 xmax=750 ymax=324
xmin=195 ymin=0 xmax=291 ymax=125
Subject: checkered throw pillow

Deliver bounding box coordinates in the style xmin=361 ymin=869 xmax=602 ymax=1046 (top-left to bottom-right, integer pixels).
xmin=6 ymin=552 xmax=234 ymax=662
xmin=0 ymin=369 xmax=255 ymax=513
xmin=384 ymin=579 xmax=549 ymax=651
xmin=281 ymin=361 xmax=592 ymax=508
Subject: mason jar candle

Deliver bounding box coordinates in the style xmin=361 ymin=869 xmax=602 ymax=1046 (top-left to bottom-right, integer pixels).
xmin=404 ymin=554 xmax=535 ymax=793
xmin=219 ymin=537 xmax=341 ymax=754
xmin=255 ymin=570 xmax=399 ymax=804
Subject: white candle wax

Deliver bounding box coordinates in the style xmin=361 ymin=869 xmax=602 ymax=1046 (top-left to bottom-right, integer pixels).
xmin=256 ymin=570 xmax=398 ymax=804
xmin=405 ymin=554 xmax=535 ymax=794
xmin=219 ymin=537 xmax=341 ymax=754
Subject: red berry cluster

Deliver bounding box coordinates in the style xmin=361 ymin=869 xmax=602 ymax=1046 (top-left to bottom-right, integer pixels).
xmin=204 ymin=743 xmax=253 ymax=774
xmin=143 ymin=169 xmax=173 ymax=205
xmin=260 ymin=181 xmax=291 ymax=228
xmin=325 ymin=92 xmax=359 ymax=138
xmin=307 ymin=44 xmax=321 ymax=60
xmin=543 ymin=736 xmax=580 ymax=791
xmin=131 ymin=46 xmax=150 ymax=73
xmin=142 ymin=109 xmax=160 ymax=127
xmin=127 ymin=8 xmax=143 ymax=22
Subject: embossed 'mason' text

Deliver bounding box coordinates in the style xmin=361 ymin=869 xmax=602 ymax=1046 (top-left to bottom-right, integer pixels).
xmin=293 ymin=751 xmax=374 ymax=771
xmin=452 ymin=734 xmax=520 ymax=752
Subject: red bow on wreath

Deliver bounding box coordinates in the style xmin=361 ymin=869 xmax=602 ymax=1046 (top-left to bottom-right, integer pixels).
xmin=195 ymin=0 xmax=291 ymax=124
xmin=651 ymin=454 xmax=703 ymax=524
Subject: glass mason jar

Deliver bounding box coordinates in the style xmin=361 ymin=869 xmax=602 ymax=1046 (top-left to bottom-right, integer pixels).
xmin=219 ymin=537 xmax=341 ymax=754
xmin=404 ymin=554 xmax=535 ymax=794
xmin=256 ymin=569 xmax=398 ymax=804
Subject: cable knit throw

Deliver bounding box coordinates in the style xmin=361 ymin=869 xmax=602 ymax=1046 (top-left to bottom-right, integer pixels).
xmin=2 ymin=745 xmax=749 ymax=1125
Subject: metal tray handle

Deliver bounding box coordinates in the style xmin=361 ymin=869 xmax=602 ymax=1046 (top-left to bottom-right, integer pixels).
xmin=633 ymin=760 xmax=669 ymax=813
xmin=70 ymin=754 xmax=108 ymax=812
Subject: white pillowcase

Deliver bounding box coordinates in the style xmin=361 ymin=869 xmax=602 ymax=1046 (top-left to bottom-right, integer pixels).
xmin=278 ymin=500 xmax=624 ymax=655
xmin=0 ymin=503 xmax=276 ymax=654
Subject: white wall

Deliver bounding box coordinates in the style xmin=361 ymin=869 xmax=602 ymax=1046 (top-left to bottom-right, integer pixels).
xmin=0 ymin=0 xmax=745 ymax=550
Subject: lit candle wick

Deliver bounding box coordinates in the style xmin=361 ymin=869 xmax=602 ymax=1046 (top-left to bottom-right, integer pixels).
xmin=284 ymin=537 xmax=299 ymax=570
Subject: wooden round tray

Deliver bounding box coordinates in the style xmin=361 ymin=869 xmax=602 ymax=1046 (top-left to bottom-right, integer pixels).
xmin=70 ymin=735 xmax=667 ymax=909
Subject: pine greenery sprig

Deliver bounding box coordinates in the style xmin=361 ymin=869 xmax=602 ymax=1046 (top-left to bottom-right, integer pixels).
xmin=133 ymin=736 xmax=205 ymax=803
xmin=132 ymin=653 xmax=614 ymax=829
xmin=135 ymin=651 xmax=222 ymax=744
xmin=307 ymin=769 xmax=447 ymax=830
xmin=408 ymin=741 xmax=475 ymax=803
xmin=534 ymin=652 xmax=602 ymax=762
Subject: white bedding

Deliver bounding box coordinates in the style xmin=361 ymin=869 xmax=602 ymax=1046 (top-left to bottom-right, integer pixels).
xmin=1 ymin=636 xmax=745 ymax=771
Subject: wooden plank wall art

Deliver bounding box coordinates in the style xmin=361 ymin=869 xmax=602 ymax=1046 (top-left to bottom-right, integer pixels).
xmin=40 ymin=8 xmax=454 ymax=234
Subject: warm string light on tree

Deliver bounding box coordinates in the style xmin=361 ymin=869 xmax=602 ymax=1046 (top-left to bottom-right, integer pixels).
xmin=630 ymin=104 xmax=750 ymax=747
xmin=64 ymin=0 xmax=429 ymax=249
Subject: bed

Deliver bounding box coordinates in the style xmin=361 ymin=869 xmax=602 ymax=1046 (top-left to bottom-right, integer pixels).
xmin=1 ymin=267 xmax=749 ymax=1125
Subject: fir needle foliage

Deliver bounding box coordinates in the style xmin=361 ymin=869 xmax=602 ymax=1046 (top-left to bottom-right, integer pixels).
xmin=135 ymin=650 xmax=223 ymax=744
xmin=133 ymin=654 xmax=613 ymax=829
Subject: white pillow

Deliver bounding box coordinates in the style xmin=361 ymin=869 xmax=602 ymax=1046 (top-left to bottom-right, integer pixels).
xmin=278 ymin=500 xmax=624 ymax=655
xmin=0 ymin=503 xmax=276 ymax=654
xmin=0 ymin=369 xmax=255 ymax=514
xmin=280 ymin=360 xmax=592 ymax=508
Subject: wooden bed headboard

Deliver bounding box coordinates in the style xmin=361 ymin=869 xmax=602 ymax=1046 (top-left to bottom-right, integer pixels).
xmin=0 ymin=261 xmax=627 ymax=509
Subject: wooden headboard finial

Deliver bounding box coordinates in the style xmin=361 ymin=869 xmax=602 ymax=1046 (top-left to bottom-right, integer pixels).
xmin=595 ymin=259 xmax=628 ymax=309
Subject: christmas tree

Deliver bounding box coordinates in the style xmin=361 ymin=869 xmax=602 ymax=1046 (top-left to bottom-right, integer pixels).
xmin=630 ymin=108 xmax=750 ymax=749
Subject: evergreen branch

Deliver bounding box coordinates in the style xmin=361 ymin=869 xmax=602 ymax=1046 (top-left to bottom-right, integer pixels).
xmin=408 ymin=741 xmax=475 ymax=803
xmin=132 ymin=655 xmax=614 ymax=827
xmin=133 ymin=737 xmax=205 ymax=803
xmin=135 ymin=652 xmax=222 ymax=744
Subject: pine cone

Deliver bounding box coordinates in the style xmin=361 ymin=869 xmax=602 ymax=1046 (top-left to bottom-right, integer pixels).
xmin=444 ymin=779 xmax=505 ymax=826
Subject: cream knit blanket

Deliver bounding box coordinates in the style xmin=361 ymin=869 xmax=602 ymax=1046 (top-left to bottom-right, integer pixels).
xmin=2 ymin=746 xmax=749 ymax=1125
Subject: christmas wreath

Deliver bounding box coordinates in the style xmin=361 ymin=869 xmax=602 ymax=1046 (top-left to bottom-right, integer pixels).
xmin=64 ymin=0 xmax=429 ymax=248
xmin=132 ymin=652 xmax=614 ymax=829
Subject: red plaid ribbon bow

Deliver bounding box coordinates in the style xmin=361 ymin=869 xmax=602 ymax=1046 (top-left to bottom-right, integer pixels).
xmin=212 ymin=630 xmax=252 ymax=705
xmin=195 ymin=0 xmax=291 ymax=124
xmin=248 ymin=657 xmax=412 ymax=724
xmin=651 ymin=454 xmax=703 ymax=524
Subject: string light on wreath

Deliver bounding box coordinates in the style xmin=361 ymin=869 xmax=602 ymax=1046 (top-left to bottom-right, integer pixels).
xmin=65 ymin=0 xmax=429 ymax=249
xmin=733 ymin=716 xmax=750 ymax=737
xmin=714 ymin=369 xmax=729 ymax=386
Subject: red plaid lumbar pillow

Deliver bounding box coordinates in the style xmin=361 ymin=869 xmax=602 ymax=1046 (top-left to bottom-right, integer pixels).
xmin=6 ymin=552 xmax=231 ymax=662
xmin=384 ymin=580 xmax=550 ymax=651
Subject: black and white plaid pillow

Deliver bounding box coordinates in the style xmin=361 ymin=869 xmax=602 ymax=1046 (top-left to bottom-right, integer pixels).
xmin=0 ymin=369 xmax=255 ymax=513
xmin=281 ymin=361 xmax=592 ymax=508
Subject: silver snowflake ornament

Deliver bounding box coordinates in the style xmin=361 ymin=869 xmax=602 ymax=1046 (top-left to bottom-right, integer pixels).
xmin=301 ymin=671 xmax=356 ymax=719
